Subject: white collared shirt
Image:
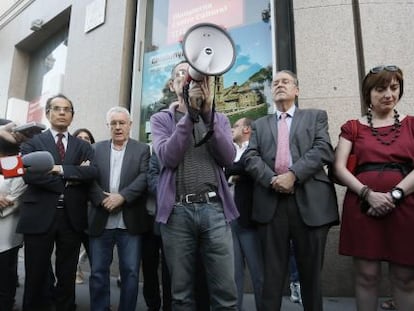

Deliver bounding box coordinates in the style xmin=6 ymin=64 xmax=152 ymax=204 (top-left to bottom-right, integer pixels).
xmin=105 ymin=141 xmax=127 ymax=229
xmin=275 ymin=105 xmax=296 ymax=131
xmin=234 ymin=141 xmax=249 ymax=162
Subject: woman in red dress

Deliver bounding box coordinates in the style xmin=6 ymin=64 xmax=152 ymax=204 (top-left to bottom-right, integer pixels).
xmin=334 ymin=65 xmax=414 ymax=311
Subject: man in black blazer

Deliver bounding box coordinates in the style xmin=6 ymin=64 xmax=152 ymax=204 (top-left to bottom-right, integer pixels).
xmin=17 ymin=94 xmax=97 ymax=311
xmin=88 ymin=106 xmax=150 ymax=311
xmin=225 ymin=117 xmax=263 ymax=311
xmin=245 ymin=70 xmax=339 ymax=311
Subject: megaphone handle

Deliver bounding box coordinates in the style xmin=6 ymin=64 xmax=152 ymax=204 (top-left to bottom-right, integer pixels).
xmin=194 ymin=76 xmax=217 ymax=147
xmin=183 ymin=84 xmax=200 ymax=123
xmin=194 ymin=104 xmax=215 ymax=147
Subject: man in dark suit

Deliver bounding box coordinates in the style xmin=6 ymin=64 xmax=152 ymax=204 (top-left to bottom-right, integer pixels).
xmin=245 ymin=70 xmax=339 ymax=311
xmin=17 ymin=94 xmax=97 ymax=311
xmin=88 ymin=106 xmax=150 ymax=311
xmin=225 ymin=117 xmax=263 ymax=311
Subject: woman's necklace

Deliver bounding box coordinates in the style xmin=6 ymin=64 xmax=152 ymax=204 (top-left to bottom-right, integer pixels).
xmin=367 ymin=108 xmax=401 ymax=145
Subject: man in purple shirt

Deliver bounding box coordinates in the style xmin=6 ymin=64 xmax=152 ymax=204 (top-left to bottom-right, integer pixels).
xmin=150 ymin=61 xmax=239 ymax=310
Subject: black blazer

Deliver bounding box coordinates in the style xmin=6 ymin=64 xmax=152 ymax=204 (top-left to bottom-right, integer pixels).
xmin=225 ymin=151 xmax=256 ymax=228
xmin=17 ymin=130 xmax=97 ymax=234
xmin=88 ymin=139 xmax=151 ymax=237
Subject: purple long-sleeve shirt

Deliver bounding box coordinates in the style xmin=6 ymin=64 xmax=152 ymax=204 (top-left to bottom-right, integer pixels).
xmin=150 ymin=104 xmax=239 ymax=224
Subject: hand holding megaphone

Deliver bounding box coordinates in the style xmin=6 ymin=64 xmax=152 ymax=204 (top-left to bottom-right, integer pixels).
xmin=188 ymin=77 xmax=212 ymax=110
xmin=182 ymin=23 xmax=235 ymax=124
xmin=183 ymin=77 xmax=212 ymax=123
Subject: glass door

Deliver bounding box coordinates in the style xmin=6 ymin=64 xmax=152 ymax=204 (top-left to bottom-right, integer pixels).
xmin=136 ymin=0 xmax=273 ymax=142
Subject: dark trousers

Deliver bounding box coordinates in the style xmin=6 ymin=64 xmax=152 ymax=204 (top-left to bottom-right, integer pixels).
xmin=79 ymin=231 xmax=90 ymax=259
xmin=142 ymin=230 xmax=171 ymax=311
xmin=0 ymin=246 xmax=20 ymax=311
xmin=22 ymin=209 xmax=81 ymax=311
xmin=259 ymin=195 xmax=330 ymax=311
xmin=142 ymin=228 xmax=210 ymax=311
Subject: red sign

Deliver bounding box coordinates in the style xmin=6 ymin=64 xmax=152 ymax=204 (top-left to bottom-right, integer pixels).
xmin=0 ymin=155 xmax=24 ymax=178
xmin=27 ymin=98 xmax=45 ymax=123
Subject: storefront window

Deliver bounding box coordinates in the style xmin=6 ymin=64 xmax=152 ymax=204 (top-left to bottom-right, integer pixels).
xmin=7 ymin=29 xmax=68 ymax=125
xmin=140 ymin=0 xmax=273 ymax=142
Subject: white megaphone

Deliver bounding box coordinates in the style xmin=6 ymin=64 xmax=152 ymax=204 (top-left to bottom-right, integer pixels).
xmin=182 ymin=23 xmax=236 ymax=81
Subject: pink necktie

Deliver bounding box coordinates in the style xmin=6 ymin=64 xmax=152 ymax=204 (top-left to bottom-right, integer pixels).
xmin=274 ymin=113 xmax=290 ymax=174
xmin=56 ymin=133 xmax=65 ymax=162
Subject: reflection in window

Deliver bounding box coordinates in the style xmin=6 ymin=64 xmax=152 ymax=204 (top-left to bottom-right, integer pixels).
xmin=139 ymin=0 xmax=273 ymax=142
xmin=25 ymin=29 xmax=68 ymax=124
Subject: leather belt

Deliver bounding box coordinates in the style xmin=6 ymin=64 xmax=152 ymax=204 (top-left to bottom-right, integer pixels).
xmin=355 ymin=162 xmax=412 ymax=177
xmin=176 ymin=191 xmax=219 ymax=204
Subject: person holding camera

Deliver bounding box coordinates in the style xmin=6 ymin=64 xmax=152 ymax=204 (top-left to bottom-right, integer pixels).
xmin=0 ymin=119 xmax=27 ymax=311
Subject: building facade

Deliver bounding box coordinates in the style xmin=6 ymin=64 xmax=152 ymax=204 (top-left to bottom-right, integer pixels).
xmin=1 ymin=0 xmax=413 ymax=296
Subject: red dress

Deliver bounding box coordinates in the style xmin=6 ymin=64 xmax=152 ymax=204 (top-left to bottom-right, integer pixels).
xmin=339 ymin=117 xmax=414 ymax=265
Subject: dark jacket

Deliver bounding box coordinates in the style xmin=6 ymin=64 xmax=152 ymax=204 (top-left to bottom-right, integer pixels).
xmin=225 ymin=151 xmax=256 ymax=228
xmin=17 ymin=130 xmax=97 ymax=234
xmin=88 ymin=139 xmax=151 ymax=237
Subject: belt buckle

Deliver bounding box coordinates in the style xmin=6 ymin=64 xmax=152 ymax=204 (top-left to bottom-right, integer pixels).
xmin=185 ymin=193 xmax=197 ymax=204
xmin=206 ymin=191 xmax=217 ymax=203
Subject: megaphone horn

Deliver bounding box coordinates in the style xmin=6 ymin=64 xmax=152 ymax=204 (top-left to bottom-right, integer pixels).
xmin=182 ymin=23 xmax=236 ymax=81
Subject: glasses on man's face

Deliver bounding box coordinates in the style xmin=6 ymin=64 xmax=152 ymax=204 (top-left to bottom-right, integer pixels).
xmin=109 ymin=120 xmax=129 ymax=128
xmin=50 ymin=106 xmax=73 ymax=113
xmin=174 ymin=69 xmax=187 ymax=79
xmin=369 ymin=65 xmax=400 ymax=74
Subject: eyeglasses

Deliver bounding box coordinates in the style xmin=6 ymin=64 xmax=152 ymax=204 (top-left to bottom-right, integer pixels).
xmin=109 ymin=120 xmax=129 ymax=128
xmin=369 ymin=65 xmax=400 ymax=74
xmin=174 ymin=69 xmax=187 ymax=79
xmin=50 ymin=106 xmax=73 ymax=113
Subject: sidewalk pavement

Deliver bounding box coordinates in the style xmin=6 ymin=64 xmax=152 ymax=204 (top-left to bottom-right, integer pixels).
xmin=14 ymin=274 xmax=358 ymax=311
xmin=14 ymin=253 xmax=386 ymax=310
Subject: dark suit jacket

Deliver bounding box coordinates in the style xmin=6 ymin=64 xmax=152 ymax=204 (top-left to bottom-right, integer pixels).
xmin=17 ymin=130 xmax=97 ymax=234
xmin=225 ymin=151 xmax=256 ymax=228
xmin=245 ymin=108 xmax=339 ymax=227
xmin=88 ymin=139 xmax=151 ymax=237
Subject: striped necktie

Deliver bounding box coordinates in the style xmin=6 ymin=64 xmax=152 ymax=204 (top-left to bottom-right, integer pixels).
xmin=56 ymin=133 xmax=65 ymax=162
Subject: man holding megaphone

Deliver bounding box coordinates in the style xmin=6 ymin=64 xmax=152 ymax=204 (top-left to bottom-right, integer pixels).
xmin=150 ymin=61 xmax=239 ymax=310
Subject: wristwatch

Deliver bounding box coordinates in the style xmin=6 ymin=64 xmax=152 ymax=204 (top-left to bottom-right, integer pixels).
xmin=390 ymin=187 xmax=404 ymax=203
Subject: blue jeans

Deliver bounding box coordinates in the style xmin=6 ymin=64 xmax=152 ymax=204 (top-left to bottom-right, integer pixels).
xmin=89 ymin=229 xmax=142 ymax=311
xmin=231 ymin=221 xmax=263 ymax=311
xmin=289 ymin=240 xmax=299 ymax=283
xmin=161 ymin=202 xmax=237 ymax=311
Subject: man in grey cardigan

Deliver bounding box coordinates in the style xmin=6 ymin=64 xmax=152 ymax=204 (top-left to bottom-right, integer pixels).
xmin=88 ymin=106 xmax=150 ymax=311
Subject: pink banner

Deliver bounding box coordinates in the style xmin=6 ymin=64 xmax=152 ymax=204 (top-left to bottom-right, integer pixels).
xmin=27 ymin=98 xmax=45 ymax=123
xmin=167 ymin=0 xmax=243 ymax=44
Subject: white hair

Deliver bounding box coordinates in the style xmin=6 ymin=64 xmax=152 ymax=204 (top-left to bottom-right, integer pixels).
xmin=105 ymin=106 xmax=131 ymax=124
